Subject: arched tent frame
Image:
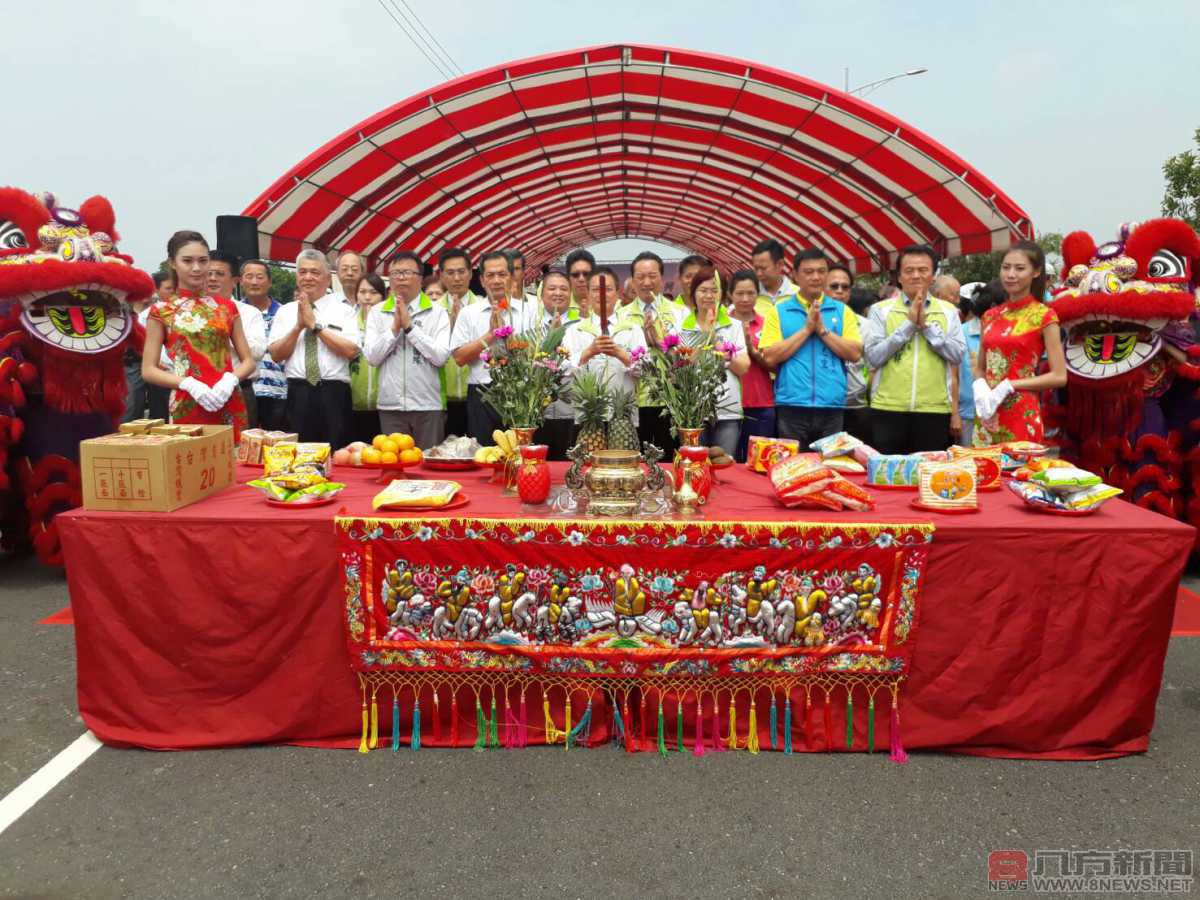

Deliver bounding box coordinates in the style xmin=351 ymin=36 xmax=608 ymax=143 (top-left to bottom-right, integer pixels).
xmin=245 ymin=44 xmax=1032 ymax=274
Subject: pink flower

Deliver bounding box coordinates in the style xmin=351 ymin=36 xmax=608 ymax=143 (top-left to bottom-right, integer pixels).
xmin=660 ymin=333 xmax=681 ymax=350
xmin=479 ymin=351 xmax=491 ymax=363
xmin=629 ymin=346 xmax=647 ymax=363
xmin=471 ymin=573 xmax=495 ymax=595
xmin=414 ymin=571 xmax=438 ymax=594
xmin=493 ymin=325 xmax=514 ymax=340
xmin=718 ymin=340 xmax=737 ymax=356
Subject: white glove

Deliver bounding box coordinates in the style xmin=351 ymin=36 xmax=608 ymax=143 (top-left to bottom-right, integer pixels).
xmin=178 ymin=376 xmax=222 ymax=413
xmin=972 ymin=378 xmax=995 ymax=420
xmin=208 ymin=371 xmax=240 ymax=408
xmin=990 ymin=379 xmax=1015 ymax=412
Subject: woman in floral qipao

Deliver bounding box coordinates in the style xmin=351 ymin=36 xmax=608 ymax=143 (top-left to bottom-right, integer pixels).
xmin=142 ymin=230 xmax=256 ymax=438
xmin=971 ymin=241 xmax=1067 ymax=445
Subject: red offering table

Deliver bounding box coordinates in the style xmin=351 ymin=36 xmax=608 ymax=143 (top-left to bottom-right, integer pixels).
xmin=58 ymin=463 xmax=1192 ymax=758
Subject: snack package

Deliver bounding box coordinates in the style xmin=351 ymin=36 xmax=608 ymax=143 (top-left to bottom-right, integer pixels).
xmin=262 ymin=443 xmax=298 ymax=476
xmin=294 ymin=442 xmax=332 ymax=476
xmin=264 ymin=431 xmax=299 ymax=446
xmin=1029 ymin=465 xmax=1102 ymax=493
xmin=247 ymin=478 xmax=293 ymax=502
xmin=238 ymin=428 xmax=268 ymax=464
xmin=372 ymin=479 xmax=461 ymax=510
xmin=917 ymin=460 xmax=978 ymax=509
xmin=851 ymin=443 xmax=880 ymax=466
xmin=866 ymin=454 xmax=921 ymax=487
xmin=289 ymin=481 xmax=345 ymax=502
xmin=825 ymin=477 xmax=875 ymax=511
xmin=768 ymin=455 xmax=875 ymax=510
xmin=271 ymin=468 xmax=325 ymax=490
xmin=824 ymin=454 xmax=865 ymax=474
xmin=746 ymin=436 xmax=800 ymax=473
xmin=809 ymin=431 xmax=864 ymax=459
xmin=1063 ymin=483 xmax=1122 ymax=510
xmin=948 ymin=445 xmax=1003 ymax=488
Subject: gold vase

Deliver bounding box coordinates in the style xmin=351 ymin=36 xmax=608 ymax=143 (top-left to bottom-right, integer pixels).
xmin=503 ymin=426 xmax=537 ymax=494
xmin=583 ymin=449 xmax=646 ymax=516
xmin=677 ymin=426 xmax=705 ymax=448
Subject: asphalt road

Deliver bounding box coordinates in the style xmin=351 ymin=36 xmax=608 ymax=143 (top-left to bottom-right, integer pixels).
xmin=1 ymin=553 xmax=1197 ymax=900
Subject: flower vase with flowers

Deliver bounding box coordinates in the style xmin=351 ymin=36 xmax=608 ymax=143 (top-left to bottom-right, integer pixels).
xmin=637 ymin=330 xmax=738 ymax=439
xmin=480 ymin=324 xmax=570 ymax=430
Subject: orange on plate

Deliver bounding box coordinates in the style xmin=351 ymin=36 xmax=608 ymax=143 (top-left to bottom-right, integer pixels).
xmin=381 ymin=451 xmax=399 ymax=465
xmin=362 ymin=447 xmax=382 ymax=465
xmin=396 ymin=434 xmax=415 ymax=451
xmin=371 ymin=435 xmax=387 ymax=451
xmin=380 ymin=438 xmax=399 ymax=455
xmin=400 ymin=447 xmax=422 ymax=465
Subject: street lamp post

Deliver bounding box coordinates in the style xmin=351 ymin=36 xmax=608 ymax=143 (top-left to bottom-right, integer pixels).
xmin=845 ymin=68 xmax=928 ymax=97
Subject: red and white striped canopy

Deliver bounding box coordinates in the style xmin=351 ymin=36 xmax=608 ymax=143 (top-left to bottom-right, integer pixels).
xmin=244 ymin=44 xmax=1032 ymax=274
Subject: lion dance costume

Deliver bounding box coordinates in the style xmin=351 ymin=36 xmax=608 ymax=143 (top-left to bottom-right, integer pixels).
xmin=1048 ymin=218 xmax=1200 ymax=538
xmin=0 ymin=188 xmax=153 ymax=564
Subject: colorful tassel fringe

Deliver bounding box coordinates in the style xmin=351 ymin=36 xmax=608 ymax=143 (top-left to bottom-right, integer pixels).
xmin=474 ymin=698 xmax=486 ymax=751
xmin=488 ymin=696 xmax=499 ymax=749
xmin=783 ymin=696 xmax=793 ymax=755
xmin=769 ymin=696 xmax=778 ymax=750
xmin=369 ymin=692 xmax=379 ymax=750
xmin=747 ymin=699 xmax=759 ymax=755
xmin=693 ymin=697 xmax=706 ymax=757
xmin=867 ymin=697 xmax=876 ymax=754
xmin=676 ymin=700 xmax=684 ymax=752
xmin=612 ymin=701 xmax=626 ymax=748
xmin=410 ymin=697 xmax=421 ymax=751
xmin=845 ymin=693 xmax=854 ymax=751
xmin=391 ymin=696 xmax=400 ymax=753
xmin=519 ymin=692 xmax=529 ymax=748
xmin=358 ymin=698 xmax=369 ymax=754
xmin=657 ymin=701 xmax=667 ymax=758
xmin=890 ymin=702 xmax=908 ymax=764
xmin=568 ymin=699 xmax=592 ymax=749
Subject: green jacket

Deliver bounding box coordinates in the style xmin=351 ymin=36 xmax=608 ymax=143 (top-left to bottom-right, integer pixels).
xmin=861 ymin=295 xmax=965 ymax=414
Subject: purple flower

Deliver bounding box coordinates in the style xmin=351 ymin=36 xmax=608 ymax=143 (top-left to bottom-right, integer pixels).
xmin=718 ymin=340 xmax=737 ymax=356
xmin=629 ymin=346 xmax=647 ymax=363
xmin=493 ymin=325 xmax=514 ymax=340
xmin=660 ymin=333 xmax=681 ymax=350
xmin=480 ymin=351 xmax=491 ymax=363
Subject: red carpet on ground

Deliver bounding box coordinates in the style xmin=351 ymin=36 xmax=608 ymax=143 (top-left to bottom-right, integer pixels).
xmin=39 ymin=605 xmax=74 ymax=625
xmin=1175 ymin=587 xmax=1200 ymax=636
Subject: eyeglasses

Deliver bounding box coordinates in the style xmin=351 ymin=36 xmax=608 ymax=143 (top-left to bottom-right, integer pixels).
xmin=391 ymin=269 xmax=421 ymax=279
xmin=569 ymin=269 xmax=591 ymax=279
xmin=827 ymin=282 xmax=851 ymax=291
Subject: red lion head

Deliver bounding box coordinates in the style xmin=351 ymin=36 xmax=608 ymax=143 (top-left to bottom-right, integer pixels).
xmin=0 ymin=187 xmax=154 ymax=418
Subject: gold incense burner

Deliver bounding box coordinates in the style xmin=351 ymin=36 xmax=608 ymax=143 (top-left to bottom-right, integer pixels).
xmin=565 ymin=443 xmax=669 ymax=517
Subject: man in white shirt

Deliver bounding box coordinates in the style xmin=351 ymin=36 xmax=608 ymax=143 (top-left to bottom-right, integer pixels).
xmin=616 ymin=251 xmax=681 ymax=453
xmin=562 ymin=266 xmax=647 ymax=424
xmin=531 ymin=270 xmax=581 ymax=459
xmin=449 ymin=251 xmax=536 ymax=444
xmin=268 ymin=249 xmax=360 ymax=446
xmin=363 ymin=251 xmax=451 ymax=449
xmin=336 ymin=251 xmax=364 ymax=309
xmin=434 ymin=247 xmax=478 ymax=438
xmin=207 ymin=252 xmax=267 ymax=425
xmin=752 ymin=238 xmax=798 ymax=316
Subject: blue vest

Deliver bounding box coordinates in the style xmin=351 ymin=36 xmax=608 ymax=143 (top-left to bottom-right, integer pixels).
xmin=774 ymin=295 xmax=850 ymax=409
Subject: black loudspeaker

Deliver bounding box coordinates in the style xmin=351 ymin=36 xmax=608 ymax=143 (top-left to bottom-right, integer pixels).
xmin=216 ymin=215 xmax=260 ymax=263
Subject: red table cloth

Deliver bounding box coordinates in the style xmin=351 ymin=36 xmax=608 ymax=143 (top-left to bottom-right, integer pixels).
xmin=58 ymin=463 xmax=1193 ymax=758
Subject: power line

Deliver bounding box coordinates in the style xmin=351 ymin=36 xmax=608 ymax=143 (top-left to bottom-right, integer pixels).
xmin=392 ymin=0 xmax=464 ymax=76
xmin=374 ymin=0 xmax=457 ymax=82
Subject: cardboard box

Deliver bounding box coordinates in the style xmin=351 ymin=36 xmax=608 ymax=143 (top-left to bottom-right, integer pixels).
xmin=81 ymin=425 xmax=235 ymax=511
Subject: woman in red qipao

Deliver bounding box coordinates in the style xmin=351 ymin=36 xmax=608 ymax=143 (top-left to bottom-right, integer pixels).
xmin=141 ymin=230 xmax=256 ymax=438
xmin=972 ymin=241 xmax=1068 ymax=445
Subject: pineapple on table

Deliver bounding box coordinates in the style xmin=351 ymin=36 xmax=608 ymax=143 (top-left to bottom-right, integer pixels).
xmin=570 ymin=370 xmax=611 ymax=455
xmin=607 ymin=388 xmax=640 ymax=452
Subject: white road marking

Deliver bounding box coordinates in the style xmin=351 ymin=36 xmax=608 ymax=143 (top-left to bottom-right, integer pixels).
xmin=0 ymin=732 xmax=102 ymax=837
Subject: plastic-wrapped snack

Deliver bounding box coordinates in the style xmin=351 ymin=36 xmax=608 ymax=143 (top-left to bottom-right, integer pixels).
xmin=851 ymin=443 xmax=880 ymax=466
xmin=809 ymin=431 xmax=863 ymax=459
xmin=290 ymin=481 xmax=346 ymax=502
xmin=746 ymin=436 xmax=800 ymax=473
xmin=949 ymin=445 xmax=1003 ymax=488
xmin=1029 ymin=465 xmax=1101 ymax=493
xmin=769 ymin=455 xmax=837 ymax=500
xmin=247 ymin=478 xmax=293 ymax=502
xmin=826 ymin=477 xmax=875 ymax=510
xmin=1063 ymin=483 xmax=1122 ymax=510
xmin=271 ymin=467 xmax=325 ymax=490
xmin=263 ymin=443 xmax=297 ymax=476
xmin=824 ymin=454 xmax=865 ymax=474
xmin=372 ymin=479 xmax=461 ymax=510
xmin=294 ymin=442 xmax=332 ymax=476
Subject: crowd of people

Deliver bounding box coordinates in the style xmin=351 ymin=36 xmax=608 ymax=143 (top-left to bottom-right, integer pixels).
xmin=126 ymin=231 xmax=1067 ymax=462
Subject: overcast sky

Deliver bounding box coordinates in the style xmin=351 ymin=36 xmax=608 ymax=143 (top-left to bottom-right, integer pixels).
xmin=5 ymin=0 xmax=1198 ymax=272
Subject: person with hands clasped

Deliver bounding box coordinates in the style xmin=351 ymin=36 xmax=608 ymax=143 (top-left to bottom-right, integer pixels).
xmin=363 ymin=252 xmax=451 ymax=449
xmin=971 ymin=241 xmax=1066 ymax=445
xmin=449 ymin=250 xmax=536 ymax=444
xmin=758 ymin=249 xmax=863 ymax=446
xmin=142 ymin=230 xmax=256 ymax=438
xmin=267 ymin=249 xmax=361 ymax=447
xmin=562 ymin=267 xmax=647 ymax=415
xmin=861 ymin=244 xmax=966 ymax=454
